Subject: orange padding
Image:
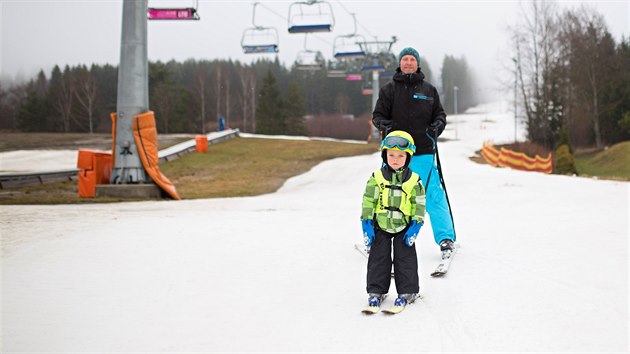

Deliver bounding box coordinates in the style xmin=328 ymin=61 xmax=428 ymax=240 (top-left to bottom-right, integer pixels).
xmin=195 ymin=135 xmax=208 ymax=152
xmin=77 ymin=150 xmax=112 ymax=198
xmin=481 ymin=142 xmax=552 ymax=174
xmin=132 ymin=111 xmax=181 ymax=200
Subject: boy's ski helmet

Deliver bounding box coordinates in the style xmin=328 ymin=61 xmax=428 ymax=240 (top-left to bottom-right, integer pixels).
xmin=380 ymin=130 xmax=416 ymax=169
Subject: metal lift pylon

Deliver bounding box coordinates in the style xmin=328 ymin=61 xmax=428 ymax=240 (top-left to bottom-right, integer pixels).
xmin=98 ymin=0 xmax=162 ymax=198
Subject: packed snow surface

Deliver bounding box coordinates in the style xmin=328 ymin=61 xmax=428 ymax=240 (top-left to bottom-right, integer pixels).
xmin=1 ymin=102 xmax=628 ymax=352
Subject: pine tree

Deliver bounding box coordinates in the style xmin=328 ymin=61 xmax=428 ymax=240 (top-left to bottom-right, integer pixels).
xmin=256 ymin=69 xmax=284 ymax=134
xmin=17 ymin=92 xmax=50 ymax=132
xmin=284 ymin=81 xmax=307 ymax=135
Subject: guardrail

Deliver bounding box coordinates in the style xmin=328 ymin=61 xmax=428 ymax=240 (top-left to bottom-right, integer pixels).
xmin=0 ymin=129 xmax=239 ymax=189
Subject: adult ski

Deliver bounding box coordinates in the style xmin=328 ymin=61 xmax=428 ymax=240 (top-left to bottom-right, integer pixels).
xmin=430 ymin=247 xmax=457 ymax=277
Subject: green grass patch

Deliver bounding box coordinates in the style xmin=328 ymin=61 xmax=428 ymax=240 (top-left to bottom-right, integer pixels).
xmin=0 ymin=137 xmax=378 ymax=204
xmin=574 ymin=141 xmax=630 ymax=180
xmin=161 ymin=137 xmax=378 ymax=199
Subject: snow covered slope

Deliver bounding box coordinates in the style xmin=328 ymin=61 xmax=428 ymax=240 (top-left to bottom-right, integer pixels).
xmin=2 ymin=102 xmax=627 ymax=352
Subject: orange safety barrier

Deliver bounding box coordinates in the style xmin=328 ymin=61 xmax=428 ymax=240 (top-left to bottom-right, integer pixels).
xmin=132 ymin=111 xmax=181 ymax=200
xmin=195 ymin=135 xmax=208 ymax=152
xmin=77 ymin=150 xmax=113 ymax=198
xmin=481 ymin=142 xmax=552 ymax=174
xmin=110 ymin=112 xmax=180 ymax=200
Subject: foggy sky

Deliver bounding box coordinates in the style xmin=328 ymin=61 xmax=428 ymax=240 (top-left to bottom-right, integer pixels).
xmin=1 ymin=0 xmax=628 ymax=99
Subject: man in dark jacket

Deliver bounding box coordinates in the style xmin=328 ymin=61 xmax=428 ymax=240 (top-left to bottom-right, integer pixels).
xmin=372 ymin=47 xmax=456 ymax=253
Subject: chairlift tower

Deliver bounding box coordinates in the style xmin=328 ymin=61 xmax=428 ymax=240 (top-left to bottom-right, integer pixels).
xmin=110 ymin=0 xmax=150 ymax=184
xmin=358 ymin=37 xmax=397 ymax=108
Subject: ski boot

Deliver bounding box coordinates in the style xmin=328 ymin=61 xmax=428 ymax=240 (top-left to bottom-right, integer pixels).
xmin=382 ymin=293 xmax=421 ymax=314
xmin=362 ymin=293 xmax=387 ymax=314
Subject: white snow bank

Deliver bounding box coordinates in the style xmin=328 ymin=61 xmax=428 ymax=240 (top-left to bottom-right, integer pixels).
xmin=1 ymin=102 xmax=627 ymax=352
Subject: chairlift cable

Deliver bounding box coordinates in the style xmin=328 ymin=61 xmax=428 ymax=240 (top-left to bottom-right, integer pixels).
xmin=257 ymin=2 xmax=289 ymax=21
xmin=332 ymin=0 xmax=377 ymax=40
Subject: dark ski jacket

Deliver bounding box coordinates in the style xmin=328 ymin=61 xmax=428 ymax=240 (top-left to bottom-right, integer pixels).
xmin=372 ymin=68 xmax=447 ymax=155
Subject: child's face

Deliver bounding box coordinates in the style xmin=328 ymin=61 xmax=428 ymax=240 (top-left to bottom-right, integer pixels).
xmin=386 ymin=149 xmax=407 ymax=170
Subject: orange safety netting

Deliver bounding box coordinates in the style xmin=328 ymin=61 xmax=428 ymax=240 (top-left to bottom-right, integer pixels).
xmin=480 ymin=142 xmax=552 ymax=174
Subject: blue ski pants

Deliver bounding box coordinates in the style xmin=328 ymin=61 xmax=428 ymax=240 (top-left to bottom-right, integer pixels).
xmin=408 ymin=154 xmax=455 ymax=245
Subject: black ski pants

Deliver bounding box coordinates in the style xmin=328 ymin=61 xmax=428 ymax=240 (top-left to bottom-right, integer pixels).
xmin=366 ymin=226 xmax=419 ymax=295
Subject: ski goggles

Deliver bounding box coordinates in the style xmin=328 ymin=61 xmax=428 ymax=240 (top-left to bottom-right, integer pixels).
xmin=380 ymin=135 xmax=416 ymax=153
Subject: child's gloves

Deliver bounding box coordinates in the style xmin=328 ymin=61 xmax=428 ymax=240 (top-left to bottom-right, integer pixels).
xmin=361 ymin=219 xmax=375 ymax=247
xmin=403 ymin=220 xmax=423 ymax=247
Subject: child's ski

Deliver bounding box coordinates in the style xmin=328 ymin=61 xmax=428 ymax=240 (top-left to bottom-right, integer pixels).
xmin=361 ymin=305 xmax=380 ymax=315
xmin=381 ymin=294 xmax=423 ymax=314
xmin=361 ymin=294 xmax=387 ymax=315
xmin=430 ymin=247 xmax=457 ymax=277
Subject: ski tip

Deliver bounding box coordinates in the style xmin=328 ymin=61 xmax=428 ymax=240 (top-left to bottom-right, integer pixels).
xmin=361 ymin=306 xmax=380 ymax=315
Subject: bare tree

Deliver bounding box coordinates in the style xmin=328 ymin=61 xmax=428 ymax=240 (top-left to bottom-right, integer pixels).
xmin=74 ymin=65 xmax=98 ymax=134
xmin=152 ymin=82 xmax=178 ymax=134
xmin=559 ymin=7 xmax=618 ymax=148
xmin=225 ymin=77 xmax=231 ymax=128
xmin=7 ymin=84 xmax=29 ymax=129
xmin=58 ymin=66 xmax=75 ymax=132
xmin=237 ymin=65 xmax=258 ymax=133
xmin=194 ymin=65 xmax=208 ymax=134
xmin=511 ymin=0 xmax=562 ymax=147
xmin=238 ymin=66 xmax=251 ymax=132
xmin=216 ymin=63 xmax=222 ymax=127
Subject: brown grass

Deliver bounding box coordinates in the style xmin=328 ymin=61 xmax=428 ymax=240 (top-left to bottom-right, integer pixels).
xmin=0 ymin=136 xmax=379 ymax=204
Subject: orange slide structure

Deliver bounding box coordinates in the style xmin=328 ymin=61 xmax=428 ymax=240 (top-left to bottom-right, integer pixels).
xmin=480 ymin=142 xmax=552 ymax=174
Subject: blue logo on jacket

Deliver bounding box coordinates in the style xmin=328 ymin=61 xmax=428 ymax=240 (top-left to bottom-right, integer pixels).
xmin=413 ymin=93 xmax=432 ymax=102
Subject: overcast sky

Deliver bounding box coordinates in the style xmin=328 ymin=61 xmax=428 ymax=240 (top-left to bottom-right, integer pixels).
xmin=1 ymin=0 xmax=628 ymax=97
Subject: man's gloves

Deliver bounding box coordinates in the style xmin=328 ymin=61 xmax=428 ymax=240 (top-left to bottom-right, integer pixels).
xmin=377 ymin=119 xmax=393 ymax=134
xmin=403 ymin=220 xmax=423 ymax=247
xmin=429 ymin=119 xmax=445 ymax=137
xmin=361 ymin=219 xmax=375 ymax=247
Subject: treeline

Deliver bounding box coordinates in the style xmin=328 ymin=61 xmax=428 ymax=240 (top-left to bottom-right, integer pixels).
xmin=511 ymin=2 xmax=630 ymax=149
xmin=0 ymin=53 xmax=475 ymax=139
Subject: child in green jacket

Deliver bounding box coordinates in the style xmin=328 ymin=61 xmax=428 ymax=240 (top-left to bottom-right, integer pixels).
xmin=360 ymin=130 xmax=426 ymax=310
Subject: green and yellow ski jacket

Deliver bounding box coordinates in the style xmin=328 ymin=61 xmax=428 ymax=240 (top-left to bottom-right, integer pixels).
xmin=361 ymin=166 xmax=426 ymax=233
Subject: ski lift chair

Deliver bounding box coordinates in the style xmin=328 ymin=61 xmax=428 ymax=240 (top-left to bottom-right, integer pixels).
xmin=147 ymin=0 xmax=200 ymax=20
xmin=333 ymin=36 xmax=365 ymax=60
xmin=361 ymin=74 xmax=374 ymax=95
xmin=345 ymin=58 xmax=363 ymax=81
xmin=241 ymin=2 xmax=280 ymax=54
xmin=241 ymin=27 xmax=280 ymax=54
xmin=288 ymin=0 xmax=335 ymax=33
xmin=326 ymin=60 xmax=347 ymax=78
xmin=295 ymin=50 xmax=325 ymax=70
xmin=332 ymin=14 xmax=366 ymax=60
